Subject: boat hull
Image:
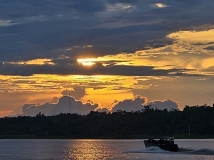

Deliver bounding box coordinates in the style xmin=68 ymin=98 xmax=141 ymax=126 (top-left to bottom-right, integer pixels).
xmin=144 ymin=139 xmax=179 ymax=152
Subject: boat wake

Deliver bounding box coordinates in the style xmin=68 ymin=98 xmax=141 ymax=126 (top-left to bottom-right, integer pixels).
xmin=179 ymin=148 xmax=214 ymax=155
xmin=126 ymin=146 xmax=171 ymax=154
xmin=127 ymin=147 xmax=214 ymax=155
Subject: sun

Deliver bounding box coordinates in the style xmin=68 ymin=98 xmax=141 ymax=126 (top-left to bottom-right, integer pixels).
xmin=77 ymin=58 xmax=96 ymax=67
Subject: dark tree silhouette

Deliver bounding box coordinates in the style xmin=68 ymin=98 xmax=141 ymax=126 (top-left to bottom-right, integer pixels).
xmin=0 ymin=104 xmax=214 ymax=139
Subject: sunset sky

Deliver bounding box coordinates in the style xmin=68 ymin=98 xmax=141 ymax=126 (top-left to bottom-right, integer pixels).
xmin=1 ymin=0 xmax=214 ymax=117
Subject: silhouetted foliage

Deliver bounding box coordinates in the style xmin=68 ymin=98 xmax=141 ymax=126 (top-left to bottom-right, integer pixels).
xmin=1 ymin=105 xmax=214 ymax=138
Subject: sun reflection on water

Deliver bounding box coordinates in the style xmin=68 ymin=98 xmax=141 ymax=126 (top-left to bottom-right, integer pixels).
xmin=64 ymin=139 xmax=128 ymax=160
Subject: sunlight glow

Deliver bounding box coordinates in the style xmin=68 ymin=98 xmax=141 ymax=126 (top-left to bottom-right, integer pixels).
xmin=156 ymin=3 xmax=167 ymax=8
xmin=77 ymin=58 xmax=96 ymax=66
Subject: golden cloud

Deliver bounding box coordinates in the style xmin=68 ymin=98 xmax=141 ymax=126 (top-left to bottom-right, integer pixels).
xmin=6 ymin=58 xmax=55 ymax=65
xmin=167 ymin=29 xmax=214 ymax=44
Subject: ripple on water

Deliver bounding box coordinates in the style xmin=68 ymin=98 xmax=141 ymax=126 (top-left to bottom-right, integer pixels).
xmin=127 ymin=146 xmax=214 ymax=156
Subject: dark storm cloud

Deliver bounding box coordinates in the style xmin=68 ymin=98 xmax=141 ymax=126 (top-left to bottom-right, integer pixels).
xmin=1 ymin=0 xmax=214 ymax=62
xmin=0 ymin=61 xmax=202 ymax=76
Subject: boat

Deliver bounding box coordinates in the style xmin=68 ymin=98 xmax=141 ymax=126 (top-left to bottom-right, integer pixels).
xmin=144 ymin=138 xmax=179 ymax=152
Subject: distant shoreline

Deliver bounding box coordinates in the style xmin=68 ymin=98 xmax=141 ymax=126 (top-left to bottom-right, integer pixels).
xmin=1 ymin=134 xmax=214 ymax=139
xmin=1 ymin=105 xmax=214 ymax=139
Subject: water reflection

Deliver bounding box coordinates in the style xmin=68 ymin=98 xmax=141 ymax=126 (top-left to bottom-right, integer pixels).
xmin=0 ymin=139 xmax=213 ymax=160
xmin=64 ymin=139 xmax=123 ymax=159
xmin=63 ymin=139 xmax=214 ymax=160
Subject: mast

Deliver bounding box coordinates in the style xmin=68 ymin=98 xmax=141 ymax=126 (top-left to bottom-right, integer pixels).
xmin=188 ymin=123 xmax=191 ymax=136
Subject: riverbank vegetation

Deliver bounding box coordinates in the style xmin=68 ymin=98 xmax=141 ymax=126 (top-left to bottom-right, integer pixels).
xmin=1 ymin=104 xmax=214 ymax=139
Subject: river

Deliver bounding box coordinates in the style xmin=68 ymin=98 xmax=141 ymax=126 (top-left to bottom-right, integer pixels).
xmin=0 ymin=139 xmax=214 ymax=159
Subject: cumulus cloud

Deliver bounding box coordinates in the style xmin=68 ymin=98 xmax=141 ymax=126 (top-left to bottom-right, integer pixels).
xmin=95 ymin=108 xmax=110 ymax=113
xmin=148 ymin=99 xmax=181 ymax=111
xmin=11 ymin=95 xmax=191 ymax=117
xmin=51 ymin=97 xmax=59 ymax=104
xmin=20 ymin=96 xmax=98 ymax=116
xmin=111 ymin=96 xmax=147 ymax=112
xmin=61 ymin=87 xmax=86 ymax=100
xmin=110 ymin=97 xmax=181 ymax=112
xmin=21 ymin=103 xmax=46 ymax=117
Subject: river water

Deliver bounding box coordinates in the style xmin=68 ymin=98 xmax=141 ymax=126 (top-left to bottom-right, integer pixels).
xmin=0 ymin=139 xmax=214 ymax=159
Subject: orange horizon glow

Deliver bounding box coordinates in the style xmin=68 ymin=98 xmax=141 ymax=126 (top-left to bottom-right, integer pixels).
xmin=0 ymin=110 xmax=13 ymax=117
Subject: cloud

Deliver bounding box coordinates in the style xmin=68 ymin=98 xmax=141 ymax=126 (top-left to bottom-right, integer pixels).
xmin=95 ymin=108 xmax=110 ymax=113
xmin=16 ymin=95 xmax=181 ymax=117
xmin=89 ymin=19 xmax=163 ymax=29
xmin=1 ymin=0 xmax=214 ymax=117
xmin=111 ymin=96 xmax=147 ymax=112
xmin=167 ymin=29 xmax=214 ymax=44
xmin=61 ymin=87 xmax=86 ymax=100
xmin=51 ymin=97 xmax=59 ymax=104
xmin=97 ymin=2 xmax=135 ymax=18
xmin=20 ymin=96 xmax=98 ymax=116
xmin=148 ymin=99 xmax=181 ymax=111
xmin=0 ymin=20 xmax=18 ymax=27
xmin=0 ymin=59 xmax=202 ymax=76
xmin=21 ymin=98 xmax=60 ymax=117
xmin=69 ymin=0 xmax=106 ymax=14
xmin=110 ymin=96 xmax=180 ymax=112
xmin=2 ymin=0 xmax=214 ymax=62
xmin=154 ymin=3 xmax=168 ymax=8
xmin=110 ymin=96 xmax=181 ymax=112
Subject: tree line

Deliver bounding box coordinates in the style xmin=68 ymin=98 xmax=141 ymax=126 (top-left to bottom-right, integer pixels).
xmin=0 ymin=104 xmax=214 ymax=139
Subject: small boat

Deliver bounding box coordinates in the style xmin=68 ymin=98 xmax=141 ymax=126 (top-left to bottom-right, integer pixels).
xmin=144 ymin=138 xmax=179 ymax=152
